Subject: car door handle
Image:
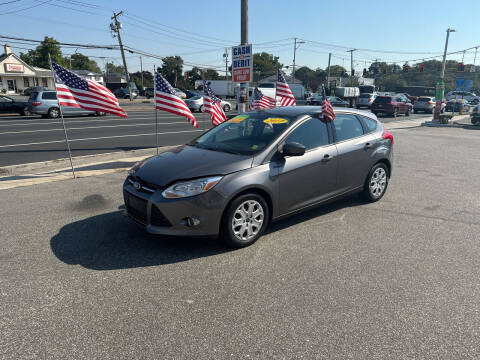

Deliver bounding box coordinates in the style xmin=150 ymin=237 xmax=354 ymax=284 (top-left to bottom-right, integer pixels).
xmin=364 ymin=142 xmax=373 ymax=149
xmin=322 ymin=154 xmax=332 ymax=162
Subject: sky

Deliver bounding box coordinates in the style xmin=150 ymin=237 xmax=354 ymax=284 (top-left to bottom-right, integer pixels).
xmin=1 ymin=0 xmax=480 ymax=76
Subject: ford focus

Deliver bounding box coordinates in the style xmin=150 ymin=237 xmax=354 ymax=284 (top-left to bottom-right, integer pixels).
xmin=123 ymin=106 xmax=393 ymax=247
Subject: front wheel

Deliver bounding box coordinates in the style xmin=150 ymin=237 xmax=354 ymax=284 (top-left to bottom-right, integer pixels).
xmin=362 ymin=163 xmax=389 ymax=202
xmin=48 ymin=107 xmax=60 ymax=119
xmin=223 ymin=104 xmax=231 ymax=113
xmin=405 ymin=108 xmax=410 ymax=116
xmin=221 ymin=194 xmax=269 ymax=248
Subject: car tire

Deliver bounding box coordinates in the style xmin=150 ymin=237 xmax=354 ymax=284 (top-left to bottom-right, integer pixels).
xmin=199 ymin=105 xmax=204 ymax=112
xmin=48 ymin=107 xmax=60 ymax=119
xmin=392 ymin=109 xmax=398 ymax=118
xmin=95 ymin=111 xmax=106 ymax=116
xmin=405 ymin=108 xmax=410 ymax=116
xmin=413 ymin=109 xmax=417 ymax=114
xmin=220 ymin=193 xmax=269 ymax=248
xmin=361 ymin=163 xmax=389 ymax=202
xmin=223 ymin=104 xmax=231 ymax=113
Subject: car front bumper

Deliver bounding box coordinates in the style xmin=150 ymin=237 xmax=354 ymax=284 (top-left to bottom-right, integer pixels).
xmin=123 ymin=178 xmax=228 ymax=236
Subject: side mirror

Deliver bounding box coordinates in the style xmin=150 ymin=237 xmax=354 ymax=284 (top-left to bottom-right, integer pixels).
xmin=282 ymin=142 xmax=306 ymax=157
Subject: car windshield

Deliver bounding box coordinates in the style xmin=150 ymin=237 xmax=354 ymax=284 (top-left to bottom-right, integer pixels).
xmin=359 ymin=93 xmax=372 ymax=98
xmin=190 ymin=113 xmax=292 ymax=155
xmin=375 ymin=96 xmax=392 ymax=103
xmin=417 ymin=97 xmax=431 ymax=102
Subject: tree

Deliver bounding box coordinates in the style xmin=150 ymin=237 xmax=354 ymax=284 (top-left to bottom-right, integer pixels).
xmin=294 ymin=66 xmax=326 ymax=92
xmin=66 ymin=53 xmax=101 ymax=73
xmin=130 ymin=71 xmax=153 ymax=89
xmin=105 ymin=62 xmax=124 ymax=74
xmin=204 ymin=68 xmax=220 ymax=80
xmin=252 ymin=52 xmax=283 ymax=82
xmin=328 ymin=65 xmax=347 ymax=77
xmin=159 ymin=56 xmax=183 ymax=87
xmin=19 ymin=36 xmax=65 ymax=69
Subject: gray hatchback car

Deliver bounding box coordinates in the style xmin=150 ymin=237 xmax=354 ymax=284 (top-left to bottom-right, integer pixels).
xmin=124 ymin=106 xmax=393 ymax=247
xmin=27 ymin=90 xmax=106 ymax=118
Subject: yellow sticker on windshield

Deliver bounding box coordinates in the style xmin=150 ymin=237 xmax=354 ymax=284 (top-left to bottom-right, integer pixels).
xmin=251 ymin=145 xmax=259 ymax=150
xmin=264 ymin=117 xmax=288 ymax=124
xmin=229 ymin=115 xmax=248 ymax=123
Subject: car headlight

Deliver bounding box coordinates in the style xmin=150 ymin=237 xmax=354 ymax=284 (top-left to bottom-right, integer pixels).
xmin=128 ymin=159 xmax=148 ymax=176
xmin=162 ymin=176 xmax=222 ymax=199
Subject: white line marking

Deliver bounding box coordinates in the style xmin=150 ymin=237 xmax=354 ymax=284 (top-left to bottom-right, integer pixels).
xmin=0 ymin=121 xmax=212 ymax=134
xmin=0 ymin=129 xmax=204 ymax=148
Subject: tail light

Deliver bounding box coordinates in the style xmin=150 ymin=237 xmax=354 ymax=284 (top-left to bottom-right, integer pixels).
xmin=428 ymin=101 xmax=434 ymax=104
xmin=31 ymin=102 xmax=41 ymax=106
xmin=382 ymin=129 xmax=394 ymax=145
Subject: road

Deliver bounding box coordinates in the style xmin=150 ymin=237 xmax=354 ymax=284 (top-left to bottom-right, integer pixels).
xmin=1 ymin=125 xmax=480 ymax=359
xmin=0 ymin=108 xmax=432 ymax=167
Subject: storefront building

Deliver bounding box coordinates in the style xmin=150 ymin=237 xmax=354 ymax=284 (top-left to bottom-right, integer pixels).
xmin=0 ymin=44 xmax=54 ymax=94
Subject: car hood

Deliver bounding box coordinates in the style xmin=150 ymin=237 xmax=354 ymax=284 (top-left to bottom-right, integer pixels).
xmin=14 ymin=101 xmax=28 ymax=106
xmin=134 ymin=145 xmax=253 ymax=187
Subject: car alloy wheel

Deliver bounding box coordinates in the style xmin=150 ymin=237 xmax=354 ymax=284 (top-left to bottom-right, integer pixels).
xmin=369 ymin=167 xmax=387 ymax=199
xmin=222 ymin=193 xmax=269 ymax=247
xmin=48 ymin=107 xmax=60 ymax=118
xmin=362 ymin=163 xmax=389 ymax=202
xmin=232 ymin=200 xmax=264 ymax=242
xmin=223 ymin=104 xmax=231 ymax=112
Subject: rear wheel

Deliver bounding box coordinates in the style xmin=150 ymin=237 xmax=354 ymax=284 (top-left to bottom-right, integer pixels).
xmin=48 ymin=107 xmax=60 ymax=119
xmin=223 ymin=104 xmax=231 ymax=112
xmin=392 ymin=108 xmax=398 ymax=118
xmin=362 ymin=163 xmax=389 ymax=202
xmin=220 ymin=193 xmax=269 ymax=248
xmin=405 ymin=108 xmax=410 ymax=116
xmin=413 ymin=109 xmax=417 ymax=114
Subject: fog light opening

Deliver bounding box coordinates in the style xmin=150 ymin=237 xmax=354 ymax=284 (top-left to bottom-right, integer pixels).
xmin=183 ymin=217 xmax=200 ymax=227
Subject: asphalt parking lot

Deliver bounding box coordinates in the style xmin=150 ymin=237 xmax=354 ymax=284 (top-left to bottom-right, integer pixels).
xmin=1 ymin=124 xmax=479 ymax=359
xmin=0 ymin=108 xmax=431 ymax=166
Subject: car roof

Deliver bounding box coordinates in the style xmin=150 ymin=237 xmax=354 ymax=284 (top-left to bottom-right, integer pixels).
xmin=249 ymin=105 xmax=377 ymax=121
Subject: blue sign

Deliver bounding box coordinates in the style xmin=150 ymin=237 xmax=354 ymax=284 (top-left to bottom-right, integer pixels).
xmin=455 ymin=77 xmax=473 ymax=91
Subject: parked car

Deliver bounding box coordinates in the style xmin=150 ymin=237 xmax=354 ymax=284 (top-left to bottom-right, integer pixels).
xmin=470 ymin=105 xmax=480 ymax=124
xmin=446 ymin=91 xmax=479 ymax=104
xmin=0 ymin=95 xmax=29 ymax=115
xmin=185 ymin=95 xmax=232 ymax=112
xmin=174 ymin=88 xmax=187 ymax=99
xmin=124 ymin=107 xmax=393 ymax=247
xmin=371 ymin=94 xmax=413 ymax=117
xmin=113 ymin=87 xmax=138 ymax=99
xmin=413 ymin=97 xmax=445 ymax=114
xmin=445 ymin=99 xmax=470 ymax=113
xmin=310 ymin=95 xmax=349 ymax=107
xmin=356 ymin=93 xmax=377 ymax=109
xmin=27 ymin=90 xmax=106 ymax=118
xmin=184 ymin=90 xmax=202 ymax=99
xmin=145 ymin=87 xmax=154 ymax=99
xmin=23 ymin=86 xmax=46 ymax=96
xmin=400 ymin=93 xmax=418 ymax=104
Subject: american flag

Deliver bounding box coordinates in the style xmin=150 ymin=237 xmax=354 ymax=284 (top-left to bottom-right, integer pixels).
xmin=51 ymin=62 xmax=127 ymax=117
xmin=276 ymin=69 xmax=296 ymax=107
xmin=203 ymin=80 xmax=226 ymax=126
xmin=155 ymin=72 xmax=197 ymax=127
xmin=251 ymin=88 xmax=276 ymax=110
xmin=321 ymin=86 xmax=335 ymax=121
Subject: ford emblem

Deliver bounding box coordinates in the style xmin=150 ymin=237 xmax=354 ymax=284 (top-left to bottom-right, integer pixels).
xmin=133 ymin=181 xmax=141 ymax=190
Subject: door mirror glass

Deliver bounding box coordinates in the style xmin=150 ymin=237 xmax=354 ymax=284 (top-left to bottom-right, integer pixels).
xmin=282 ymin=142 xmax=306 ymax=157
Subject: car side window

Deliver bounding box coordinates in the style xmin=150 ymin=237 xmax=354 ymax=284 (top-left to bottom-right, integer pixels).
xmin=333 ymin=114 xmax=365 ymax=142
xmin=284 ymin=118 xmax=329 ymax=151
xmin=359 ymin=116 xmax=377 ymax=133
xmin=42 ymin=92 xmax=57 ymax=100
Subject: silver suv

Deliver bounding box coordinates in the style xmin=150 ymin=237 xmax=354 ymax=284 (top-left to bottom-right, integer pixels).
xmin=27 ymin=90 xmax=105 ymax=118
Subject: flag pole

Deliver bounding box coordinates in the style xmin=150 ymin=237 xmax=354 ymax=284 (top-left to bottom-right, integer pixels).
xmin=48 ymin=54 xmax=76 ymax=179
xmin=154 ymin=65 xmax=159 ymax=155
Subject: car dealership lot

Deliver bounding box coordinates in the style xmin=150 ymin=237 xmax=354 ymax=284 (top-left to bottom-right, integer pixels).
xmin=1 ymin=125 xmax=479 ymax=359
xmin=0 ymin=109 xmax=431 ymax=167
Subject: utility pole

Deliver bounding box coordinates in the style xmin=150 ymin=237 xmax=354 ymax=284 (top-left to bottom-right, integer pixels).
xmin=436 ymin=28 xmax=455 ymax=102
xmin=223 ymin=49 xmax=229 ymax=81
xmin=292 ymin=37 xmax=305 ymax=84
xmin=110 ymin=11 xmax=132 ymax=101
xmin=326 ymin=52 xmax=332 ymax=91
xmin=239 ymin=0 xmax=248 ymax=113
xmin=140 ymin=56 xmax=144 ymax=90
xmin=347 ymin=49 xmax=357 ymax=86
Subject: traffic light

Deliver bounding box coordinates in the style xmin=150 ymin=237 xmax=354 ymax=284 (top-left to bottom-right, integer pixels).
xmin=458 ymin=62 xmax=465 ymax=71
xmin=382 ymin=65 xmax=387 ymax=74
xmin=351 ymin=69 xmax=355 ymax=76
xmin=403 ymin=64 xmax=409 ymax=72
xmin=363 ymin=68 xmax=367 ymax=76
xmin=419 ymin=64 xmax=424 ymax=72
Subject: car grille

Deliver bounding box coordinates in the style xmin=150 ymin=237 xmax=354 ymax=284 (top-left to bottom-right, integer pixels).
xmin=151 ymin=205 xmax=172 ymax=227
xmin=124 ymin=191 xmax=148 ymax=224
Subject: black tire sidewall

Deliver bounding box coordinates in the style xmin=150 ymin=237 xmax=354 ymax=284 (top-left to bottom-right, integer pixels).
xmin=221 ymin=193 xmax=269 ymax=248
xmin=223 ymin=104 xmax=230 ymax=112
xmin=49 ymin=107 xmax=59 ymax=118
xmin=362 ymin=163 xmax=389 ymax=202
